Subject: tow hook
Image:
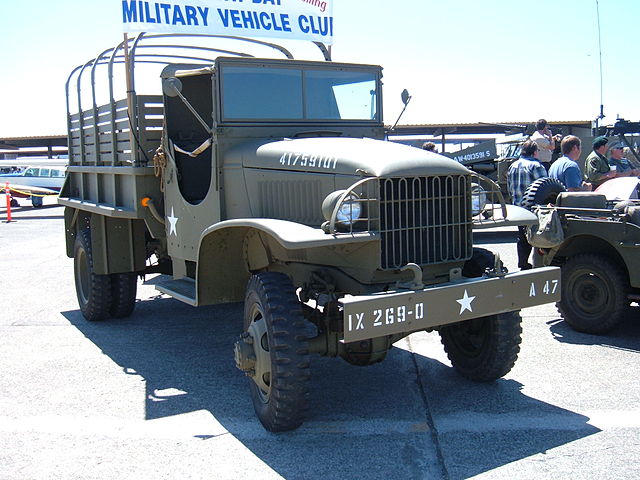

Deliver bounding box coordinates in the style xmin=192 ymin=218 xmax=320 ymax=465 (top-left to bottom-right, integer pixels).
xmin=484 ymin=252 xmax=508 ymax=278
xmin=234 ymin=332 xmax=256 ymax=377
xmin=396 ymin=263 xmax=424 ymax=290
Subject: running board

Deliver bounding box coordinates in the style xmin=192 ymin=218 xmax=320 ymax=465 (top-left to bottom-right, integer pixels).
xmin=156 ymin=277 xmax=197 ymax=306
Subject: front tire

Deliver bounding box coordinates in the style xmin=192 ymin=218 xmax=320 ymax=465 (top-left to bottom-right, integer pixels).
xmin=74 ymin=229 xmax=112 ymax=321
xmin=242 ymin=272 xmax=312 ymax=432
xmin=559 ymin=253 xmax=628 ymax=334
xmin=439 ymin=311 xmax=522 ymax=382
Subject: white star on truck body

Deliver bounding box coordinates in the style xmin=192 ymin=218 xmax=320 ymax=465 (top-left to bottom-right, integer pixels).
xmin=167 ymin=207 xmax=178 ymax=236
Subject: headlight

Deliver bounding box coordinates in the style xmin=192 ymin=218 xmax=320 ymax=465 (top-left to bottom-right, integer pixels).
xmin=336 ymin=194 xmax=362 ymax=224
xmin=322 ymin=190 xmax=363 ymax=227
xmin=471 ymin=183 xmax=487 ymax=216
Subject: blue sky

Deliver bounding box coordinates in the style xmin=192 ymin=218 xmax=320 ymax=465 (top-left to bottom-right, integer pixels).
xmin=0 ymin=0 xmax=637 ymax=136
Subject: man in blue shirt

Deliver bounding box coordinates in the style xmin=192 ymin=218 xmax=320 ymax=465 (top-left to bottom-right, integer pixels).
xmin=608 ymin=141 xmax=640 ymax=177
xmin=549 ymin=135 xmax=591 ymax=191
xmin=507 ymin=140 xmax=547 ymax=269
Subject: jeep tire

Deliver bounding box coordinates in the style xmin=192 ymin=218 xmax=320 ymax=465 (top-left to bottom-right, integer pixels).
xmin=559 ymin=253 xmax=628 ymax=334
xmin=74 ymin=229 xmax=112 ymax=321
xmin=521 ymin=177 xmax=566 ymax=210
xmin=243 ymin=272 xmax=312 ymax=432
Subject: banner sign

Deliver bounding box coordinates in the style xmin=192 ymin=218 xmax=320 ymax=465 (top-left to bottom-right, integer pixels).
xmin=121 ymin=0 xmax=333 ymax=44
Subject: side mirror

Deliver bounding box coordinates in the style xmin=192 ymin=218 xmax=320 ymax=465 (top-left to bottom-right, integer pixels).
xmin=162 ymin=77 xmax=183 ymax=97
xmin=401 ymin=89 xmax=411 ymax=106
xmin=390 ymin=89 xmax=413 ymax=131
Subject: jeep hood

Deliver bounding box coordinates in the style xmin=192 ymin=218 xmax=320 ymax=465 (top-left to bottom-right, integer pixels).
xmin=236 ymin=137 xmax=469 ymax=177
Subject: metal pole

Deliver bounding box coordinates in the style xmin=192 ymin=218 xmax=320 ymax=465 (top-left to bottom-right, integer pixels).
xmin=595 ymin=0 xmax=605 ymax=125
xmin=5 ymin=182 xmax=12 ymax=223
xmin=123 ymin=33 xmax=138 ymax=164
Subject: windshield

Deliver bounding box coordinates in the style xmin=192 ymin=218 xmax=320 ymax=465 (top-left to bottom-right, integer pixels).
xmin=221 ymin=64 xmax=379 ymax=122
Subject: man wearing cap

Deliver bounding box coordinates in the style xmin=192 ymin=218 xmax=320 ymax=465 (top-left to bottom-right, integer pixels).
xmin=608 ymin=141 xmax=640 ymax=177
xmin=584 ymin=136 xmax=618 ymax=189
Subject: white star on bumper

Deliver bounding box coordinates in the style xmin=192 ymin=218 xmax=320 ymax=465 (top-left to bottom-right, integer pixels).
xmin=456 ymin=290 xmax=476 ymax=314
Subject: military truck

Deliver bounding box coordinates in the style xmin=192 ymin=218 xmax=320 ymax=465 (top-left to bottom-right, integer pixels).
xmin=524 ymin=176 xmax=640 ymax=334
xmin=59 ymin=34 xmax=561 ymax=432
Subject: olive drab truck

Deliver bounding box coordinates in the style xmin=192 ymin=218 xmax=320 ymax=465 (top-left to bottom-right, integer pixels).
xmin=59 ymin=34 xmax=561 ymax=432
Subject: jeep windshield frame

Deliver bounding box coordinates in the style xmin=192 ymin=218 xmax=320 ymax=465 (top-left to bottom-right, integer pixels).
xmin=217 ymin=58 xmax=383 ymax=125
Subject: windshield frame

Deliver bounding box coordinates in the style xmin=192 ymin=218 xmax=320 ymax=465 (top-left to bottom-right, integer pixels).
xmin=217 ymin=58 xmax=383 ymax=125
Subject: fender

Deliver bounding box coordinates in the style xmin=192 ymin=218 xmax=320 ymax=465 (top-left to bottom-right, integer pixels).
xmin=473 ymin=204 xmax=538 ymax=229
xmin=196 ymin=219 xmax=378 ymax=305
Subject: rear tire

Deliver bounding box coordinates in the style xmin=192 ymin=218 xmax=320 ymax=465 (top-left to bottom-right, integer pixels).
xmin=74 ymin=229 xmax=112 ymax=321
xmin=439 ymin=311 xmax=522 ymax=382
xmin=110 ymin=272 xmax=137 ymax=318
xmin=559 ymin=253 xmax=628 ymax=334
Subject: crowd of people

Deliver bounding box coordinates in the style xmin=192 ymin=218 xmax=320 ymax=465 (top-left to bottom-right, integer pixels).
xmin=507 ymin=118 xmax=640 ymax=269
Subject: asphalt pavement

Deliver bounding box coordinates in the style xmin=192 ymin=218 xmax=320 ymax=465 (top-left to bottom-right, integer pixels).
xmin=1 ymin=197 xmax=639 ymax=480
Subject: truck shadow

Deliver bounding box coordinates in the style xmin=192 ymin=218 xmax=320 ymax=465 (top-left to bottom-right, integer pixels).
xmin=63 ymin=297 xmax=599 ymax=479
xmin=547 ymin=307 xmax=640 ymax=352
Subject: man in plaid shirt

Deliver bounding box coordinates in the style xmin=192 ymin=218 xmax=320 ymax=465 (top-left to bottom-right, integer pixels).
xmin=507 ymin=140 xmax=548 ymax=269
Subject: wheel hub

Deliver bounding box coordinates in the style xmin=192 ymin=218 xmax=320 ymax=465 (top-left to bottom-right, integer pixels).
xmin=234 ymin=315 xmax=271 ymax=401
xmin=234 ymin=332 xmax=256 ymax=373
xmin=573 ymin=273 xmax=608 ymax=315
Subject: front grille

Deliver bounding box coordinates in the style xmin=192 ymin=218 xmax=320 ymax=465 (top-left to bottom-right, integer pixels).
xmin=379 ymin=176 xmax=473 ymax=270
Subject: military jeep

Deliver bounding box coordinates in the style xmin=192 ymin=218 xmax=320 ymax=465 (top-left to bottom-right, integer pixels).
xmin=59 ymin=34 xmax=561 ymax=431
xmin=524 ymin=177 xmax=640 ymax=334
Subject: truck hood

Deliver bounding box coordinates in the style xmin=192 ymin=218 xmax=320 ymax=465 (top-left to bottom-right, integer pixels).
xmin=237 ymin=137 xmax=469 ymax=177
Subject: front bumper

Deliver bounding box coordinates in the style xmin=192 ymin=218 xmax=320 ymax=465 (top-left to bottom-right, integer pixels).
xmin=340 ymin=266 xmax=561 ymax=342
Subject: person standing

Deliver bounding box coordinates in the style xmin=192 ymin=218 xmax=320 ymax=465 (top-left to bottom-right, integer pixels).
xmin=549 ymin=135 xmax=591 ymax=191
xmin=507 ymin=140 xmax=547 ymax=270
xmin=584 ymin=136 xmax=617 ymax=188
xmin=531 ymin=119 xmax=556 ymax=171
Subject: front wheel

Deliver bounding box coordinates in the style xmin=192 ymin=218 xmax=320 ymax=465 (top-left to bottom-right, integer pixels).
xmin=74 ymin=229 xmax=112 ymax=321
xmin=559 ymin=253 xmax=628 ymax=334
xmin=237 ymin=272 xmax=312 ymax=432
xmin=439 ymin=311 xmax=522 ymax=382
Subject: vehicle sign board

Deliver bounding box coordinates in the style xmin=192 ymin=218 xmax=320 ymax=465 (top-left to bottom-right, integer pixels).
xmin=443 ymin=139 xmax=497 ymax=165
xmin=340 ymin=266 xmax=561 ymax=343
